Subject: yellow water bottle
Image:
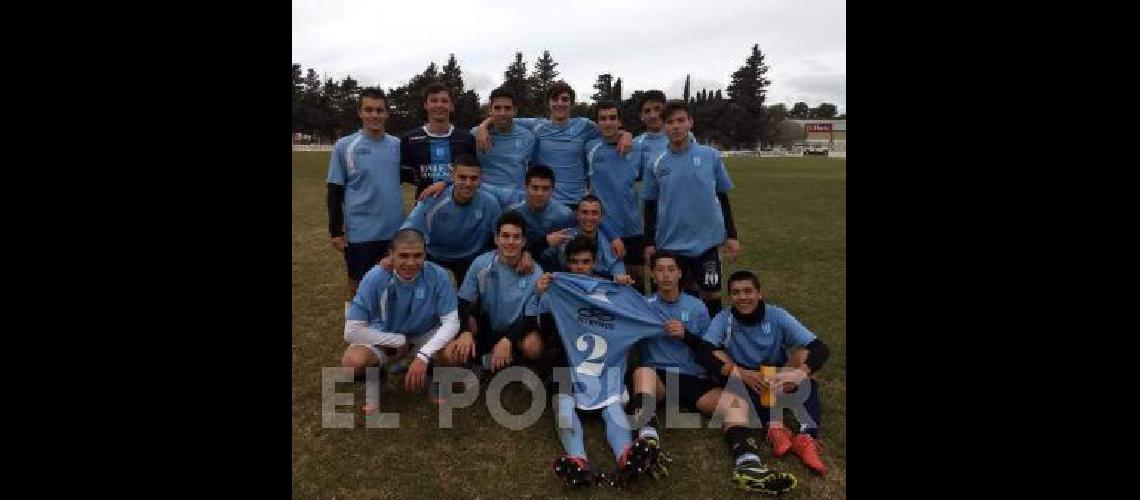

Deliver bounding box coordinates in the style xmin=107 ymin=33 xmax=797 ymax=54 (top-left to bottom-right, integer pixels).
xmin=759 ymin=365 xmax=777 ymax=407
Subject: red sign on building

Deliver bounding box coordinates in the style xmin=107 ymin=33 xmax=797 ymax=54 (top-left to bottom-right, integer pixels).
xmin=805 ymin=123 xmax=833 ymax=132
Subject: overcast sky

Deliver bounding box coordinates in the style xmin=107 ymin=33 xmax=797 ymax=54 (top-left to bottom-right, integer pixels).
xmin=292 ymin=0 xmax=845 ymax=113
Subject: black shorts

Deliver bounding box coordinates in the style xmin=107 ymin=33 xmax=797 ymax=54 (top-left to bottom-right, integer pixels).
xmin=655 ymin=369 xmax=719 ymax=411
xmin=472 ymin=313 xmax=541 ymax=359
xmin=344 ymin=240 xmax=390 ymax=281
xmin=621 ymin=235 xmax=647 ymax=266
xmin=428 ymin=254 xmax=478 ymax=286
xmin=676 ymin=246 xmax=723 ymax=293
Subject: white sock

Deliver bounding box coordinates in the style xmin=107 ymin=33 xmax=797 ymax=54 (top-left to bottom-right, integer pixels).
xmin=638 ymin=426 xmax=659 ymax=441
xmin=735 ymin=453 xmax=761 ymax=467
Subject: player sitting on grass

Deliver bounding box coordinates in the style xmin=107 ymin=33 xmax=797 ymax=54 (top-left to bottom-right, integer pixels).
xmin=628 ymin=251 xmax=797 ymax=494
xmin=535 ymin=236 xmax=665 ymax=488
xmin=701 ymin=270 xmax=831 ymax=475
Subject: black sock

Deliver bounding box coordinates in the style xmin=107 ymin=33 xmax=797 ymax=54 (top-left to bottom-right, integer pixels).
xmin=704 ymin=297 xmax=723 ymax=317
xmin=643 ymin=414 xmax=660 ymax=437
xmin=626 ymin=392 xmax=658 ymax=436
xmin=725 ymin=425 xmax=762 ymax=466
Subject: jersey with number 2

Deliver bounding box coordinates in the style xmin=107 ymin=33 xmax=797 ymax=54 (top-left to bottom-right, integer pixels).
xmin=538 ymin=273 xmax=667 ymax=409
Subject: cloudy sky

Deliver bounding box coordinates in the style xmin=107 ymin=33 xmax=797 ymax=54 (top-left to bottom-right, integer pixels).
xmin=292 ymin=0 xmax=845 ymax=113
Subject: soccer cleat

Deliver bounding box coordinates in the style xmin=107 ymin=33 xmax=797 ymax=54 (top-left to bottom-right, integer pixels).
xmin=790 ymin=434 xmax=827 ymax=474
xmin=552 ymin=455 xmax=597 ymax=487
xmin=732 ymin=460 xmax=798 ymax=495
xmin=614 ymin=436 xmax=669 ymax=485
xmin=767 ymin=426 xmax=794 ymax=457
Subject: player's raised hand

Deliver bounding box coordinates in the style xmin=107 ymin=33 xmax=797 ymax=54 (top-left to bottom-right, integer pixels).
xmin=614 ymin=274 xmax=635 ymax=286
xmin=475 ymin=118 xmax=494 ymax=152
xmin=514 ymin=251 xmax=535 ymax=275
xmin=611 ymin=237 xmax=625 ymax=259
xmin=724 ymin=238 xmax=742 ymax=261
xmin=664 ymin=320 xmax=685 ymax=338
xmin=418 ymin=181 xmax=447 ymax=201
xmin=616 ymin=130 xmax=633 ymax=155
xmin=536 ymin=272 xmax=553 ymax=295
xmin=378 ymin=254 xmax=393 ymax=271
xmin=546 ymin=228 xmax=572 ymax=247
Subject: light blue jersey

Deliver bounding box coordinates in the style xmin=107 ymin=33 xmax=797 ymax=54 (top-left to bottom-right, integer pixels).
xmin=474 ymin=122 xmax=535 ymax=207
xmin=701 ymin=303 xmax=817 ymax=369
xmin=326 ymin=131 xmax=404 ymax=243
xmin=401 ymin=186 xmax=501 ymax=261
xmin=507 ymin=199 xmax=576 ymax=247
xmin=515 ymin=117 xmax=601 ymax=205
xmin=538 ymin=273 xmax=667 ymax=409
xmin=633 ymin=130 xmax=695 ymax=169
xmin=642 ymin=142 xmax=734 ymax=257
xmin=586 ymin=139 xmax=644 ymax=238
xmin=484 ymin=186 xmax=524 ymax=209
xmin=640 ymin=293 xmax=710 ymax=376
xmin=457 ymin=251 xmax=543 ymax=333
xmin=541 ymin=227 xmax=625 ymax=278
xmin=347 ymin=262 xmax=459 ymax=338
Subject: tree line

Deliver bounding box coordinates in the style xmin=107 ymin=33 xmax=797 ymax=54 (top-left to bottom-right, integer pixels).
xmin=292 ymin=44 xmax=843 ymax=149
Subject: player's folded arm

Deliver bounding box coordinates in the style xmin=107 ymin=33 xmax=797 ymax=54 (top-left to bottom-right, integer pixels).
xmin=344 ymin=320 xmax=407 ymax=347
xmin=416 ymin=310 xmax=461 ymax=362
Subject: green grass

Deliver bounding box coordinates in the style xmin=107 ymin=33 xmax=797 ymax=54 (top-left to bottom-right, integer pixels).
xmin=292 ymin=152 xmax=845 ymax=498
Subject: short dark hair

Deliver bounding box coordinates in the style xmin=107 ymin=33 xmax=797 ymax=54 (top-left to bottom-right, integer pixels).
xmin=496 ymin=210 xmax=527 ymax=235
xmin=577 ymin=194 xmax=603 ymax=213
xmin=359 ymin=88 xmax=388 ymax=109
xmin=525 ymin=164 xmax=555 ymax=185
xmin=422 ymin=82 xmax=452 ymax=104
xmin=728 ymin=270 xmax=761 ymax=290
xmin=595 ymin=101 xmax=619 ymax=121
xmin=489 ymin=87 xmax=518 ymax=106
xmin=640 ymin=90 xmax=667 ymax=111
xmin=391 ymin=228 xmax=426 ymax=248
xmin=453 ymin=153 xmax=479 ymax=168
xmin=650 ymin=250 xmax=683 ymax=276
xmin=565 ymin=235 xmax=597 ymax=261
xmin=546 ymin=81 xmax=575 ymax=103
xmin=661 ymin=100 xmax=691 ymax=122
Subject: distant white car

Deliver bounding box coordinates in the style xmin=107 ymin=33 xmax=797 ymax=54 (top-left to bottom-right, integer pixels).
xmin=803 ymin=145 xmax=829 ymax=157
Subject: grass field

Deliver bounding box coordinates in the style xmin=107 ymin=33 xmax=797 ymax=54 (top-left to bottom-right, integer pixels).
xmin=292 ymin=153 xmax=846 ymax=498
